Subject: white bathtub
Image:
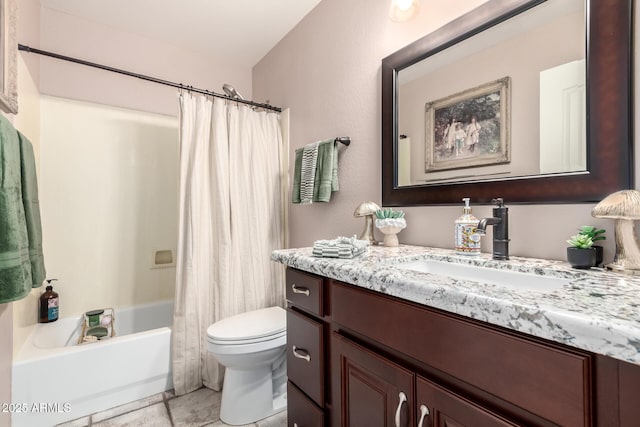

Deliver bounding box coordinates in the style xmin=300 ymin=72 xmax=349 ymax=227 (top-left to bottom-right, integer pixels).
xmin=12 ymin=300 xmax=174 ymax=427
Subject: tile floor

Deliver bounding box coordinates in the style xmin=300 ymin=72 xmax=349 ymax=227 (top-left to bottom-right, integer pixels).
xmin=56 ymin=388 xmax=287 ymax=427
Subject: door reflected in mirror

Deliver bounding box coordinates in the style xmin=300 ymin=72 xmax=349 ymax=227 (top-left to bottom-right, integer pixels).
xmin=396 ymin=0 xmax=584 ymax=187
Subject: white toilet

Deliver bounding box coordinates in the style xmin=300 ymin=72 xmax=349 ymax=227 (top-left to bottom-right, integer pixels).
xmin=206 ymin=306 xmax=287 ymax=425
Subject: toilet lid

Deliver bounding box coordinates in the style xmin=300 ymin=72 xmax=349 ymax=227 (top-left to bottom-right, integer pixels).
xmin=207 ymin=306 xmax=286 ymax=343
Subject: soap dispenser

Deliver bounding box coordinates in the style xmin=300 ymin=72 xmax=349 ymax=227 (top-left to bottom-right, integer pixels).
xmin=39 ymin=279 xmax=59 ymax=323
xmin=455 ymin=198 xmax=480 ymax=255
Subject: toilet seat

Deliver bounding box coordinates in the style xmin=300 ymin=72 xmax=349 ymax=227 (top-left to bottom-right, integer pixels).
xmin=208 ymin=330 xmax=286 ymax=346
xmin=206 ymin=306 xmax=286 ymax=346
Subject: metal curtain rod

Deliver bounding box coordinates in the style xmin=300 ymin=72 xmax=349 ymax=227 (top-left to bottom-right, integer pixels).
xmin=18 ymin=43 xmax=282 ymax=113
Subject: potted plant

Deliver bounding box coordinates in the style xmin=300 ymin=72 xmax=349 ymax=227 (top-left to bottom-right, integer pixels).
xmin=566 ymin=234 xmax=596 ymax=269
xmin=577 ymin=226 xmax=606 ymax=267
xmin=374 ymin=208 xmax=406 ymax=247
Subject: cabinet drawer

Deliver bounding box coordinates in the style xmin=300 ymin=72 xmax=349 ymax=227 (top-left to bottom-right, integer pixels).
xmin=287 ymin=308 xmax=325 ymax=406
xmin=287 ymin=381 xmax=325 ymax=427
xmin=332 ymin=281 xmax=591 ymax=426
xmin=286 ymin=268 xmax=324 ymax=316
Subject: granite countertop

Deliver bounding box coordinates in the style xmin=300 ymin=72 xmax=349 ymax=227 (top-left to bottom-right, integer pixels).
xmin=272 ymin=244 xmax=640 ymax=365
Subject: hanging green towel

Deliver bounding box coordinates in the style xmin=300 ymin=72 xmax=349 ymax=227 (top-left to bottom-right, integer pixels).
xmin=292 ymin=148 xmax=303 ymax=204
xmin=292 ymin=139 xmax=339 ymax=204
xmin=313 ymin=139 xmax=339 ymax=203
xmin=18 ymin=131 xmax=46 ymax=289
xmin=0 ymin=115 xmax=45 ymax=304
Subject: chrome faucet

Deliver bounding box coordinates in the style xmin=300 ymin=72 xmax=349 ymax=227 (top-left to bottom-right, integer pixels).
xmin=476 ymin=198 xmax=509 ymax=260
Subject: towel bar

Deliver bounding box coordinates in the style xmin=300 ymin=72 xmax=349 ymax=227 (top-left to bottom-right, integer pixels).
xmin=335 ymin=137 xmax=351 ymax=146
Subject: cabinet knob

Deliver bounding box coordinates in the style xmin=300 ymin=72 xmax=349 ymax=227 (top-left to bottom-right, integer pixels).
xmin=291 ymin=284 xmax=310 ymax=296
xmin=292 ymin=345 xmax=311 ymax=362
xmin=417 ymin=404 xmax=430 ymax=427
xmin=395 ymin=391 xmax=407 ymax=427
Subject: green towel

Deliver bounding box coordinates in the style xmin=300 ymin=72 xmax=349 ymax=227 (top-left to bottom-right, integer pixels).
xmin=292 ymin=148 xmax=303 ymax=204
xmin=18 ymin=131 xmax=46 ymax=288
xmin=313 ymin=139 xmax=339 ymax=202
xmin=291 ymin=139 xmax=339 ymax=204
xmin=0 ymin=116 xmax=45 ymax=303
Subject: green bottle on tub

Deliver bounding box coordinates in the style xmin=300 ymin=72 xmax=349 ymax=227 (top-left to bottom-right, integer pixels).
xmin=455 ymin=198 xmax=480 ymax=255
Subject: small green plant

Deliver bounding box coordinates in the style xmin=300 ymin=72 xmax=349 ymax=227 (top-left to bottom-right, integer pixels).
xmin=375 ymin=208 xmax=405 ymax=219
xmin=578 ymin=226 xmax=606 ymax=243
xmin=567 ymin=234 xmax=594 ymax=249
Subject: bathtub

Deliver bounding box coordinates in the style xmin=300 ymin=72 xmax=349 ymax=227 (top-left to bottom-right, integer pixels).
xmin=12 ymin=300 xmax=174 ymax=427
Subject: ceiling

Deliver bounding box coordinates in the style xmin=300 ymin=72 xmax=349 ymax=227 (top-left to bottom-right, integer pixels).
xmin=39 ymin=0 xmax=323 ymax=68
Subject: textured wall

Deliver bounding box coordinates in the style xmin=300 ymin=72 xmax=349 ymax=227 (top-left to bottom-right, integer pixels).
xmin=254 ymin=0 xmax=639 ymax=262
xmin=39 ymin=96 xmax=178 ymax=318
xmin=38 ymin=7 xmax=252 ymax=117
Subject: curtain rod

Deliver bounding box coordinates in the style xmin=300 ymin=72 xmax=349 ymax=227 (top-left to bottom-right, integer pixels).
xmin=18 ymin=43 xmax=282 ymax=113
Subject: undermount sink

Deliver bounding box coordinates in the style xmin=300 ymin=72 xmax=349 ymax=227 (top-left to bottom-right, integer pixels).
xmin=396 ymin=259 xmax=569 ymax=292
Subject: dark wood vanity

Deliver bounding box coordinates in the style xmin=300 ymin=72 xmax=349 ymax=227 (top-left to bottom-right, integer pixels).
xmin=285 ymin=267 xmax=640 ymax=427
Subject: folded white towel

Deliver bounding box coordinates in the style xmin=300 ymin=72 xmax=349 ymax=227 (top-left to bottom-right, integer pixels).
xmin=312 ymin=235 xmax=369 ymax=259
xmin=300 ymin=141 xmax=320 ymax=204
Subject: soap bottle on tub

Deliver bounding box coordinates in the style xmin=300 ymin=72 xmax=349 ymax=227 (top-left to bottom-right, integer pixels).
xmin=455 ymin=198 xmax=480 ymax=256
xmin=39 ymin=279 xmax=59 ymax=323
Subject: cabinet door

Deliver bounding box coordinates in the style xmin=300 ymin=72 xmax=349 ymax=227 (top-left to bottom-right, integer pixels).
xmin=416 ymin=376 xmax=519 ymax=427
xmin=332 ymin=332 xmax=414 ymax=427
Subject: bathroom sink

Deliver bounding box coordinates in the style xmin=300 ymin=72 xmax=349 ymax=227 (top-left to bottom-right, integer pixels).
xmin=396 ymin=259 xmax=569 ymax=292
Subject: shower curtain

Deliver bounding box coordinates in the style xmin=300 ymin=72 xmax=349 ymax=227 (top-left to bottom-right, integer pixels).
xmin=172 ymin=93 xmax=288 ymax=395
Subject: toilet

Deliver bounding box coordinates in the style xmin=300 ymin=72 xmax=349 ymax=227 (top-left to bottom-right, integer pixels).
xmin=206 ymin=306 xmax=287 ymax=425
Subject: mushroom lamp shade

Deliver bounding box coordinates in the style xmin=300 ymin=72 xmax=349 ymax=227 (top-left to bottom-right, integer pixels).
xmin=354 ymin=201 xmax=381 ymax=244
xmin=592 ymin=189 xmax=640 ymax=274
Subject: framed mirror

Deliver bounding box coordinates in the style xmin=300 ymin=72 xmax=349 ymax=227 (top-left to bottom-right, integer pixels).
xmin=382 ymin=0 xmax=632 ymax=206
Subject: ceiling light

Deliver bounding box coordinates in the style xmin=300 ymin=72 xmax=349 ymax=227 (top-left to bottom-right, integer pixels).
xmin=389 ymin=0 xmax=420 ymax=22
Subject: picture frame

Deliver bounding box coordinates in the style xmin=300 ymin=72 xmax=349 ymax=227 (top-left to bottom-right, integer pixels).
xmin=425 ymin=77 xmax=510 ymax=172
xmin=0 ymin=0 xmax=18 ymax=114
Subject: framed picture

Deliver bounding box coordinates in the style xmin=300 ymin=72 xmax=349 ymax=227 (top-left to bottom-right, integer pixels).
xmin=425 ymin=77 xmax=510 ymax=172
xmin=0 ymin=0 xmax=17 ymax=114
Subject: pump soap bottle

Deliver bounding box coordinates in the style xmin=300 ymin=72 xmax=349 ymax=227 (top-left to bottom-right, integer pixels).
xmin=455 ymin=198 xmax=480 ymax=255
xmin=39 ymin=279 xmax=59 ymax=323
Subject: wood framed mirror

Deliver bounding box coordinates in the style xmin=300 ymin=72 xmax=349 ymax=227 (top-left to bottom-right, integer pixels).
xmin=382 ymin=0 xmax=633 ymax=206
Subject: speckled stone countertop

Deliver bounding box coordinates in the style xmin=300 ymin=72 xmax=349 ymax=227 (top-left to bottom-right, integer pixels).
xmin=272 ymin=245 xmax=640 ymax=365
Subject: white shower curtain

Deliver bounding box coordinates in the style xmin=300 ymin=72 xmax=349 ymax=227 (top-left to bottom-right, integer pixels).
xmin=172 ymin=93 xmax=287 ymax=395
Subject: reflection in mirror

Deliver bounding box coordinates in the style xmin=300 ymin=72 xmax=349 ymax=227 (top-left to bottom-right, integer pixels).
xmin=382 ymin=0 xmax=632 ymax=206
xmin=397 ymin=0 xmax=584 ymax=186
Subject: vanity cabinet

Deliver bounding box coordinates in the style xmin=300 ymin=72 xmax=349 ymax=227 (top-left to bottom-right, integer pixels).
xmin=284 ymin=267 xmax=640 ymax=426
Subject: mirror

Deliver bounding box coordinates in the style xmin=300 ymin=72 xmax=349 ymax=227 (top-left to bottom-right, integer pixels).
xmin=382 ymin=0 xmax=633 ymax=206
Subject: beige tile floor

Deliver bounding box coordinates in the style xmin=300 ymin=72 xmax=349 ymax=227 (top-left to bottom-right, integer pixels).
xmin=56 ymin=388 xmax=287 ymax=427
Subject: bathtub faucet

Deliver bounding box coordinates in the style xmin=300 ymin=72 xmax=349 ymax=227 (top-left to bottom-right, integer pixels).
xmin=475 ymin=198 xmax=509 ymax=260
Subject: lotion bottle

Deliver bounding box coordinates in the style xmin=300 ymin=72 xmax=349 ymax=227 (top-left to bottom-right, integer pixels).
xmin=39 ymin=279 xmax=59 ymax=323
xmin=455 ymin=198 xmax=480 ymax=255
